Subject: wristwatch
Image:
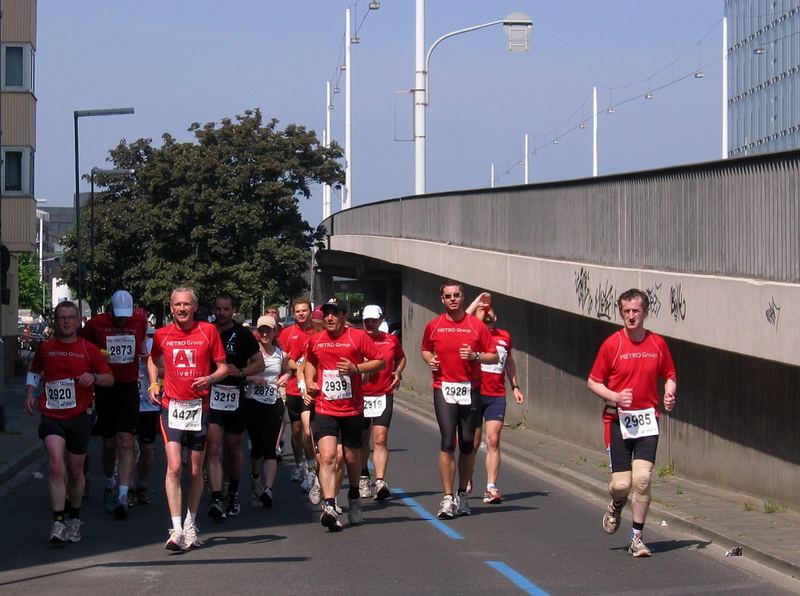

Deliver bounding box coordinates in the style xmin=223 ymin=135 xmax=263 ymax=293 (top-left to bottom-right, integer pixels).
xmin=472 ymin=352 xmax=481 ymax=362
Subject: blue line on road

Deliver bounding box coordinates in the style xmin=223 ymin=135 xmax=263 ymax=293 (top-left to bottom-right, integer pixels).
xmin=393 ymin=487 xmax=464 ymax=540
xmin=485 ymin=561 xmax=548 ymax=595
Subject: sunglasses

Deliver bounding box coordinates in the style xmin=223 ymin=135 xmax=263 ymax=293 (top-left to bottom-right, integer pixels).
xmin=442 ymin=293 xmax=461 ymax=299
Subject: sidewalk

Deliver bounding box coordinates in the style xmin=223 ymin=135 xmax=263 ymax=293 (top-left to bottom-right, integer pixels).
xmin=2 ymin=376 xmax=799 ymax=579
xmin=0 ymin=374 xmax=44 ymax=486
xmin=394 ymin=388 xmax=800 ymax=580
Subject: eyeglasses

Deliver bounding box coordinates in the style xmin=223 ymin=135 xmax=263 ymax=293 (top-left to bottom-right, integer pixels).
xmin=442 ymin=293 xmax=461 ymax=299
xmin=56 ymin=315 xmax=78 ymax=321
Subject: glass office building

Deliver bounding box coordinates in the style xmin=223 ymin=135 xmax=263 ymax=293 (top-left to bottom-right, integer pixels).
xmin=726 ymin=0 xmax=800 ymax=156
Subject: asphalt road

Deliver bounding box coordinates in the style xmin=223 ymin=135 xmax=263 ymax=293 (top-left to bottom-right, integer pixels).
xmin=0 ymin=408 xmax=796 ymax=595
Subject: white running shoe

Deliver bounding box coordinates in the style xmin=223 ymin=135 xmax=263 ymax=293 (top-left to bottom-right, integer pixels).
xmin=358 ymin=475 xmax=372 ymax=499
xmin=348 ymin=498 xmax=364 ymax=525
xmin=320 ymin=504 xmax=342 ymax=531
xmin=66 ymin=518 xmax=83 ymax=543
xmin=334 ymin=497 xmax=343 ymax=515
xmin=374 ymin=479 xmax=391 ymax=501
xmin=290 ymin=464 xmax=304 ymax=482
xmin=164 ymin=528 xmax=185 ymax=551
xmin=49 ymin=520 xmax=68 ymax=544
xmin=437 ymin=495 xmax=457 ymax=520
xmin=628 ymin=534 xmax=652 ymax=557
xmin=301 ymin=470 xmax=316 ymax=493
xmin=183 ymin=519 xmax=202 ymax=550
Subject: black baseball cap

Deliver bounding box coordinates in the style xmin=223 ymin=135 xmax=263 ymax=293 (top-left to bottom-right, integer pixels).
xmin=320 ymin=297 xmax=348 ymax=314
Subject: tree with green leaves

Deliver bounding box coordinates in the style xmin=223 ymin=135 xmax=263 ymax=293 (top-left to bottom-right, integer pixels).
xmin=18 ymin=252 xmax=45 ymax=316
xmin=59 ymin=109 xmax=343 ymax=322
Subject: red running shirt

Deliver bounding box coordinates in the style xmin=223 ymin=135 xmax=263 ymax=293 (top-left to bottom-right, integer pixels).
xmin=305 ymin=327 xmax=384 ymax=417
xmin=150 ymin=321 xmax=226 ymax=408
xmin=589 ymin=329 xmax=677 ymax=419
xmin=82 ymin=311 xmax=147 ymax=383
xmin=421 ymin=313 xmax=496 ymax=389
xmin=278 ymin=323 xmax=315 ymax=396
xmin=31 ymin=338 xmax=112 ymax=419
xmin=362 ymin=332 xmax=405 ymax=396
xmin=480 ymin=327 xmax=512 ymax=397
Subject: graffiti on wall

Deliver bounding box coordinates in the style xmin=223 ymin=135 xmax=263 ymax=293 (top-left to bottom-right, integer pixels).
xmin=765 ymin=297 xmax=781 ymax=332
xmin=670 ymin=284 xmax=687 ymax=322
xmin=644 ymin=283 xmax=663 ymax=318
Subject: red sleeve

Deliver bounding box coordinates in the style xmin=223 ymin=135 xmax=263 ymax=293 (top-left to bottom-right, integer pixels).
xmin=305 ymin=335 xmax=320 ymax=367
xmin=392 ymin=335 xmax=406 ymax=361
xmin=277 ymin=326 xmax=291 ymax=352
xmin=30 ymin=342 xmax=46 ymax=373
xmin=657 ymin=336 xmax=677 ymax=381
xmin=360 ymin=331 xmax=384 ymax=362
xmin=589 ymin=336 xmax=614 ymax=383
xmin=81 ymin=317 xmax=100 ymax=347
xmin=150 ymin=330 xmax=164 ymax=359
xmin=209 ymin=328 xmax=226 ymax=363
xmin=289 ymin=334 xmax=310 ymax=360
xmin=421 ymin=319 xmax=435 ymax=352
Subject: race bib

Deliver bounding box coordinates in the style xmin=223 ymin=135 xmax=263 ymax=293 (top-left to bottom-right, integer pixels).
xmin=363 ymin=394 xmax=386 ymax=418
xmin=441 ymin=381 xmax=472 ymax=405
xmin=247 ymin=382 xmax=278 ymax=404
xmin=168 ymin=399 xmax=202 ymax=431
xmin=619 ymin=407 xmax=659 ymax=439
xmin=322 ymin=369 xmax=352 ymax=401
xmin=45 ymin=378 xmax=77 ymax=410
xmin=210 ymin=384 xmax=240 ymax=411
xmin=106 ymin=334 xmax=136 ymax=364
xmin=481 ymin=346 xmax=507 ymax=375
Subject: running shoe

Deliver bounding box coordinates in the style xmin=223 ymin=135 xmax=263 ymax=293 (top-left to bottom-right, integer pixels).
xmin=164 ymin=529 xmax=185 ymax=551
xmin=208 ymin=498 xmax=226 ymax=521
xmin=483 ymin=487 xmax=503 ymax=504
xmin=320 ymin=504 xmax=342 ymax=531
xmin=183 ymin=519 xmax=202 ymax=550
xmin=260 ymin=487 xmax=274 ymax=509
xmin=456 ymin=490 xmax=471 ymax=516
xmin=437 ymin=495 xmax=457 ymax=520
xmin=113 ymin=500 xmax=129 ymax=520
xmin=49 ymin=520 xmax=68 ymax=544
xmin=103 ymin=487 xmax=117 ymax=513
xmin=348 ymin=498 xmax=364 ymax=525
xmin=602 ymin=500 xmax=622 ymax=534
xmin=628 ymin=534 xmax=652 ymax=557
xmin=290 ymin=464 xmax=304 ymax=482
xmin=374 ymin=479 xmax=391 ymax=501
xmin=301 ymin=470 xmax=316 ymax=493
xmin=66 ymin=518 xmax=83 ymax=543
xmin=136 ymin=486 xmax=150 ymax=505
xmin=308 ymin=476 xmax=322 ymax=505
xmin=334 ymin=497 xmax=343 ymax=515
xmin=358 ymin=475 xmax=372 ymax=499
xmin=226 ymin=492 xmax=241 ymax=517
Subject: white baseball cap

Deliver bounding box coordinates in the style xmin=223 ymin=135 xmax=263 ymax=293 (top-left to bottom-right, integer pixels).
xmin=111 ymin=290 xmax=134 ymax=317
xmin=362 ymin=304 xmax=383 ymax=320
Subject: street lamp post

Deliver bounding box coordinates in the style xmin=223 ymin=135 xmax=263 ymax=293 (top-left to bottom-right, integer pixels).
xmin=89 ymin=167 xmax=135 ymax=314
xmin=414 ymin=2 xmax=532 ymax=195
xmin=73 ymin=107 xmax=134 ymax=318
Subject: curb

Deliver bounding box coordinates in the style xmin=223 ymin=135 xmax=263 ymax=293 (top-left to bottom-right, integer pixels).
xmin=0 ymin=443 xmax=44 ymax=487
xmin=394 ymin=390 xmax=800 ymax=579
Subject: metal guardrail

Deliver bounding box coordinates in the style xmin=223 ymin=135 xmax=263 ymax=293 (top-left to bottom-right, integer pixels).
xmin=324 ymin=150 xmax=800 ymax=283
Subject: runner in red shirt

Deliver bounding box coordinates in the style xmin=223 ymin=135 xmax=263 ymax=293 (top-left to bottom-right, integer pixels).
xmin=82 ymin=289 xmax=148 ymax=519
xmin=359 ymin=304 xmax=406 ymax=501
xmin=24 ymin=300 xmax=114 ymax=544
xmin=464 ymin=292 xmax=525 ymax=505
xmin=420 ymin=281 xmax=498 ymax=520
xmin=278 ymin=298 xmax=316 ymax=485
xmin=147 ymin=287 xmax=228 ymax=551
xmin=304 ymin=298 xmax=384 ymax=531
xmin=587 ymin=288 xmax=677 ymax=558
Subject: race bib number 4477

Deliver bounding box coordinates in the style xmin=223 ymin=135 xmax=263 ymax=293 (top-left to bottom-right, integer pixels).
xmin=168 ymin=399 xmax=202 ymax=431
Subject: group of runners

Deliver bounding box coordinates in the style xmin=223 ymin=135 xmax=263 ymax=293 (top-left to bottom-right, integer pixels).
xmin=25 ymin=279 xmax=675 ymax=558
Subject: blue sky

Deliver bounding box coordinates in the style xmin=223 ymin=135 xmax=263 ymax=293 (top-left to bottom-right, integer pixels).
xmin=36 ymin=1 xmax=725 ymax=226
